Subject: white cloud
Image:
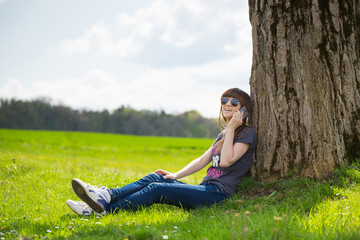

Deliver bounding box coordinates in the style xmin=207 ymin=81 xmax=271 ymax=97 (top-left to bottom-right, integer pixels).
xmin=0 ymin=53 xmax=250 ymax=118
xmin=58 ymin=23 xmax=112 ymax=54
xmin=0 ymin=78 xmax=24 ymax=95
xmin=59 ymin=38 xmax=90 ymax=54
xmin=58 ymin=0 xmax=250 ymax=58
xmin=1 ymin=0 xmax=252 ymax=119
xmin=124 ymin=57 xmax=250 ymax=117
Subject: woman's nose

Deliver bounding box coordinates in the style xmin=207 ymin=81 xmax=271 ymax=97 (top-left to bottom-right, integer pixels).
xmin=224 ymin=99 xmax=232 ymax=105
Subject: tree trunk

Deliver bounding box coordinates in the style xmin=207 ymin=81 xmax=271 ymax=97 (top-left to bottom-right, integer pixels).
xmin=249 ymin=0 xmax=360 ymax=181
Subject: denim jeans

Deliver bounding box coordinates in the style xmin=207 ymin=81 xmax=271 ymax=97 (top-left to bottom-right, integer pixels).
xmin=106 ymin=173 xmax=228 ymax=212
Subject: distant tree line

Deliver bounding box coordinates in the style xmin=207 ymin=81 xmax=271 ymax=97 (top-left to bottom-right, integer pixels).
xmin=0 ymin=98 xmax=219 ymax=138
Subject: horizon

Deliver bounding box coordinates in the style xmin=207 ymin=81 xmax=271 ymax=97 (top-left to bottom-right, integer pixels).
xmin=0 ymin=96 xmax=220 ymax=119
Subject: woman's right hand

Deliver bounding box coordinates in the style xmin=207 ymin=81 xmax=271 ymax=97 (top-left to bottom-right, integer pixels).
xmin=227 ymin=110 xmax=243 ymax=130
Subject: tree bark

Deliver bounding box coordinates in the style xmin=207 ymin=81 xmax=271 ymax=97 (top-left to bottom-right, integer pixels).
xmin=249 ymin=0 xmax=360 ymax=181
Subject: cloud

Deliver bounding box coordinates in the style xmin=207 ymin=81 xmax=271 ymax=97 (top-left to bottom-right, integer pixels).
xmin=0 ymin=54 xmax=250 ymax=118
xmin=2 ymin=0 xmax=252 ymax=118
xmin=1 ymin=71 xmax=126 ymax=111
xmin=58 ymin=23 xmax=112 ymax=54
xmin=58 ymin=0 xmax=250 ymax=60
xmin=0 ymin=78 xmax=24 ymax=95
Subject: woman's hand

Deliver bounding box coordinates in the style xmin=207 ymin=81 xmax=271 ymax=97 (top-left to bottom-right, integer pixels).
xmin=155 ymin=169 xmax=178 ymax=180
xmin=227 ymin=110 xmax=244 ymax=130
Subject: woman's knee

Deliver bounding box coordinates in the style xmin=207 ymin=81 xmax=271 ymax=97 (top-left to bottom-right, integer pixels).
xmin=144 ymin=172 xmax=164 ymax=182
xmin=143 ymin=182 xmax=167 ymax=200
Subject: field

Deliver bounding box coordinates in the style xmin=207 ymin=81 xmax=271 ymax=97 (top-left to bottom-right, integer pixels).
xmin=1 ymin=129 xmax=360 ymax=239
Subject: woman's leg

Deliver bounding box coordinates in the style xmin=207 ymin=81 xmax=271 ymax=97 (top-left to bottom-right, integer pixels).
xmin=110 ymin=172 xmax=186 ymax=201
xmin=107 ymin=179 xmax=228 ymax=212
xmin=71 ymin=173 xmax=179 ymax=214
xmin=72 ymin=173 xmax=228 ymax=214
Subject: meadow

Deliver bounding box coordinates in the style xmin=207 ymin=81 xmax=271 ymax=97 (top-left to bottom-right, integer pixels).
xmin=0 ymin=129 xmax=359 ymax=239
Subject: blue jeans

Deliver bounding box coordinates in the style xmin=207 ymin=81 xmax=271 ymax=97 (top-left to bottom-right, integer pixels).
xmin=106 ymin=173 xmax=228 ymax=212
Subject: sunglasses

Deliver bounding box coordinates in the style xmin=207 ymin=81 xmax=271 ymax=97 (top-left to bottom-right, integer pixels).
xmin=221 ymin=97 xmax=240 ymax=107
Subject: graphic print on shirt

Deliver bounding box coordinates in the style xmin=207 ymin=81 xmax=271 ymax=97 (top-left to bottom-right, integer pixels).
xmin=211 ymin=146 xmax=221 ymax=167
xmin=207 ymin=146 xmax=224 ymax=178
xmin=212 ymin=155 xmax=220 ymax=167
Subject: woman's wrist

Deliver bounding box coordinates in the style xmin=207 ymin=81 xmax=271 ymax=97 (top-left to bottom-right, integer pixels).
xmin=171 ymin=172 xmax=180 ymax=179
xmin=226 ymin=126 xmax=236 ymax=132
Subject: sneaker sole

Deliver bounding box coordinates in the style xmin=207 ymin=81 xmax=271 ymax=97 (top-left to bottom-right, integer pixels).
xmin=71 ymin=179 xmax=105 ymax=214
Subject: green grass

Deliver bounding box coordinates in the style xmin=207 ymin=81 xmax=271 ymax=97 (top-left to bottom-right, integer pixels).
xmin=1 ymin=129 xmax=359 ymax=239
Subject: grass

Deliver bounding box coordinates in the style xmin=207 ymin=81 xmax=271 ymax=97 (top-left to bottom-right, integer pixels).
xmin=1 ymin=129 xmax=360 ymax=239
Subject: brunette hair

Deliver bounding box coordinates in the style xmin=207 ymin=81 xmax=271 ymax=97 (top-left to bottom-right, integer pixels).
xmin=216 ymin=88 xmax=252 ymax=149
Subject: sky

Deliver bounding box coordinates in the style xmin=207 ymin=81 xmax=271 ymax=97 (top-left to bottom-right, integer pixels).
xmin=0 ymin=0 xmax=252 ymax=118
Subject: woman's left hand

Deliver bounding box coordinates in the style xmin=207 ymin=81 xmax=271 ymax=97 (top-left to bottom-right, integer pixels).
xmin=155 ymin=169 xmax=178 ymax=180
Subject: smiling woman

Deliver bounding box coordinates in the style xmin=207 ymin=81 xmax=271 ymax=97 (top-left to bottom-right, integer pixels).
xmin=218 ymin=88 xmax=252 ymax=134
xmin=65 ymin=88 xmax=257 ymax=215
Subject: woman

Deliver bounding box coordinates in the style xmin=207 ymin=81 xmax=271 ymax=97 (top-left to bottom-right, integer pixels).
xmin=66 ymin=88 xmax=257 ymax=215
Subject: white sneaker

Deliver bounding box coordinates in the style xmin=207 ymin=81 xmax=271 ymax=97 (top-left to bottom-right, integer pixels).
xmin=66 ymin=200 xmax=106 ymax=216
xmin=71 ymin=178 xmax=111 ymax=214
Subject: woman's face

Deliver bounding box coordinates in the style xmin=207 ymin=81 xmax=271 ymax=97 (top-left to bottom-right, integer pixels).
xmin=221 ymin=97 xmax=241 ymax=121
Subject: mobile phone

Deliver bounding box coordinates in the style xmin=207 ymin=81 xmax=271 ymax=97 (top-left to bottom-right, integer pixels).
xmin=239 ymin=106 xmax=248 ymax=120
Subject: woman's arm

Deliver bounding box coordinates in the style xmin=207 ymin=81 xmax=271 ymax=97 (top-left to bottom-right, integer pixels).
xmin=155 ymin=146 xmax=212 ymax=180
xmin=220 ymin=111 xmax=250 ymax=168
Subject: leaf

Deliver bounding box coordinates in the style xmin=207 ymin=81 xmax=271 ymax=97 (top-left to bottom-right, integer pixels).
xmin=267 ymin=190 xmax=277 ymax=198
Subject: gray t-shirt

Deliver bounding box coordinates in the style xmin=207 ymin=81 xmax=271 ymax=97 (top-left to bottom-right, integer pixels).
xmin=202 ymin=127 xmax=257 ymax=195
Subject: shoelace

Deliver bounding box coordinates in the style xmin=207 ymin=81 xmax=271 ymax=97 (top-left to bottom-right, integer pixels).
xmin=85 ymin=183 xmax=107 ymax=190
xmin=85 ymin=182 xmax=98 ymax=188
